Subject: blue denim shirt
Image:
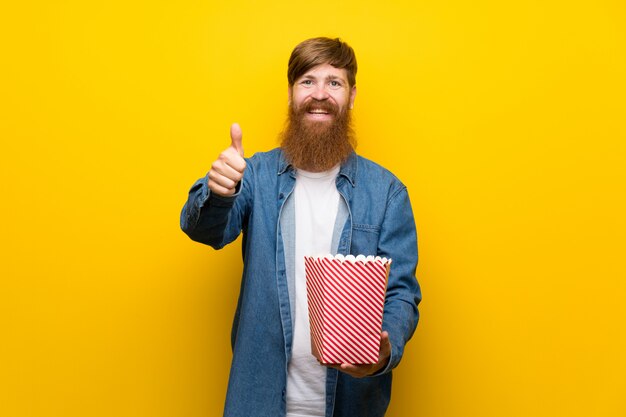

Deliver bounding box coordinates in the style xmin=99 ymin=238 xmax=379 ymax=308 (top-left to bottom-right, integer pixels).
xmin=181 ymin=148 xmax=421 ymax=417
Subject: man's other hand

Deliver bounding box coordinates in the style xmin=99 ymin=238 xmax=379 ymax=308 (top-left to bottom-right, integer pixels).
xmin=208 ymin=123 xmax=246 ymax=196
xmin=326 ymin=331 xmax=392 ymax=378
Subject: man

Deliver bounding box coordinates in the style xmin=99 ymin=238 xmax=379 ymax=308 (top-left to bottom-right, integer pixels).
xmin=181 ymin=37 xmax=421 ymax=417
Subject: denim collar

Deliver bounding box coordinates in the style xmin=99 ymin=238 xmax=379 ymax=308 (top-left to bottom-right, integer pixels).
xmin=277 ymin=148 xmax=357 ymax=187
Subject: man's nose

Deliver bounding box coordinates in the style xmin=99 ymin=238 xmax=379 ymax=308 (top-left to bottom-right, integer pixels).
xmin=311 ymin=85 xmax=330 ymax=100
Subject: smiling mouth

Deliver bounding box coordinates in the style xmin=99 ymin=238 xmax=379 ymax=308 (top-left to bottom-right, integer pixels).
xmin=300 ymin=101 xmax=337 ymax=120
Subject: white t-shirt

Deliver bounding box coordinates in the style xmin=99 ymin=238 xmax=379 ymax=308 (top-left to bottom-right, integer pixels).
xmin=286 ymin=165 xmax=341 ymax=417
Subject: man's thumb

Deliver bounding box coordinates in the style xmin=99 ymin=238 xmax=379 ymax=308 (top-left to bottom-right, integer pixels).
xmin=230 ymin=123 xmax=244 ymax=157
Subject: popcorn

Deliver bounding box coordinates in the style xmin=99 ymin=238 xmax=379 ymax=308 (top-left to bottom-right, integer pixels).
xmin=304 ymin=254 xmax=392 ymax=364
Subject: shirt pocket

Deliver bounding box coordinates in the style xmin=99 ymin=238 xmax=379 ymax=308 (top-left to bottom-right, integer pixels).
xmin=350 ymin=223 xmax=381 ymax=256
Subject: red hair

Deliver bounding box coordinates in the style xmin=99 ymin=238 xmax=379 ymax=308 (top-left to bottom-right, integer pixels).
xmin=287 ymin=37 xmax=357 ymax=87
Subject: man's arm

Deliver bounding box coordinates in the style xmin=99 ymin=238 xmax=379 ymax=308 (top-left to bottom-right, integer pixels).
xmin=375 ymin=186 xmax=421 ymax=374
xmin=330 ymin=186 xmax=421 ymax=378
xmin=180 ymin=123 xmax=251 ymax=249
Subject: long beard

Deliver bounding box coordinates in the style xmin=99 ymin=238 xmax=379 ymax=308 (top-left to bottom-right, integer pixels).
xmin=280 ymin=100 xmax=356 ymax=172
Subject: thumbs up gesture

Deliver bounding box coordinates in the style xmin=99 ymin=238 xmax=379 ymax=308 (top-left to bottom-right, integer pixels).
xmin=208 ymin=123 xmax=247 ymax=197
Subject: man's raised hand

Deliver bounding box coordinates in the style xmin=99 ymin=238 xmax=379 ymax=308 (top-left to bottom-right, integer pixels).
xmin=208 ymin=123 xmax=246 ymax=197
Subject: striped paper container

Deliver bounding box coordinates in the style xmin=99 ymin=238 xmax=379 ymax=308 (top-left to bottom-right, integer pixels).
xmin=304 ymin=254 xmax=392 ymax=364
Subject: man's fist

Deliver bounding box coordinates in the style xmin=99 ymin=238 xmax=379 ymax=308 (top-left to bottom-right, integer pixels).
xmin=208 ymin=123 xmax=246 ymax=196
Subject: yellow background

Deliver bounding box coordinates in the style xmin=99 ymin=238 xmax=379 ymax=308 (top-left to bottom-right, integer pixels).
xmin=2 ymin=1 xmax=625 ymax=416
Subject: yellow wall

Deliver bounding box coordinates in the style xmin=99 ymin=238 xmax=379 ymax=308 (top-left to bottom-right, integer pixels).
xmin=2 ymin=1 xmax=625 ymax=416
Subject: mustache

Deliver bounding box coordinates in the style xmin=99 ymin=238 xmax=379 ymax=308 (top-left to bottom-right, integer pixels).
xmin=298 ymin=99 xmax=339 ymax=116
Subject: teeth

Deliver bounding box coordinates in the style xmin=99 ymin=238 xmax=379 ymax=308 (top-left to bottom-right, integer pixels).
xmin=309 ymin=109 xmax=328 ymax=114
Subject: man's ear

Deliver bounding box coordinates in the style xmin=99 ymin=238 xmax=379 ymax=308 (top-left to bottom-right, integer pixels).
xmin=288 ymin=86 xmax=292 ymax=104
xmin=349 ymin=85 xmax=357 ymax=109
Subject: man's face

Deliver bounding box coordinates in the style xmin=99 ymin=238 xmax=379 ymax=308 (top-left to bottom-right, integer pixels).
xmin=288 ymin=63 xmax=357 ymax=125
xmin=281 ymin=63 xmax=357 ymax=172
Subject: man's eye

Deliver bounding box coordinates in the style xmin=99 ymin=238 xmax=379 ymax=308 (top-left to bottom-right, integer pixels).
xmin=302 ymin=80 xmax=313 ymax=85
xmin=330 ymin=80 xmax=342 ymax=87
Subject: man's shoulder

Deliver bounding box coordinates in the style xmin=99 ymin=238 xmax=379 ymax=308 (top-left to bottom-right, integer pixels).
xmin=353 ymin=153 xmax=405 ymax=188
xmin=246 ymin=147 xmax=283 ymax=169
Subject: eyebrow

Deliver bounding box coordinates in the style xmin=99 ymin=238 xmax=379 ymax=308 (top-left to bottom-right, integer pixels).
xmin=301 ymin=74 xmax=347 ymax=83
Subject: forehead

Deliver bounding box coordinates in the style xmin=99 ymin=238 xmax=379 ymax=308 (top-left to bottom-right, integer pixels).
xmin=297 ymin=63 xmax=349 ymax=82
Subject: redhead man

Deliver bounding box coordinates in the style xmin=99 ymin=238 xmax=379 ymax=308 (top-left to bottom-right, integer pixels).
xmin=181 ymin=37 xmax=421 ymax=417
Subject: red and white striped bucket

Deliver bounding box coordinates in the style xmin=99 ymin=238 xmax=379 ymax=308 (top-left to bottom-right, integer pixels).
xmin=304 ymin=255 xmax=391 ymax=364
